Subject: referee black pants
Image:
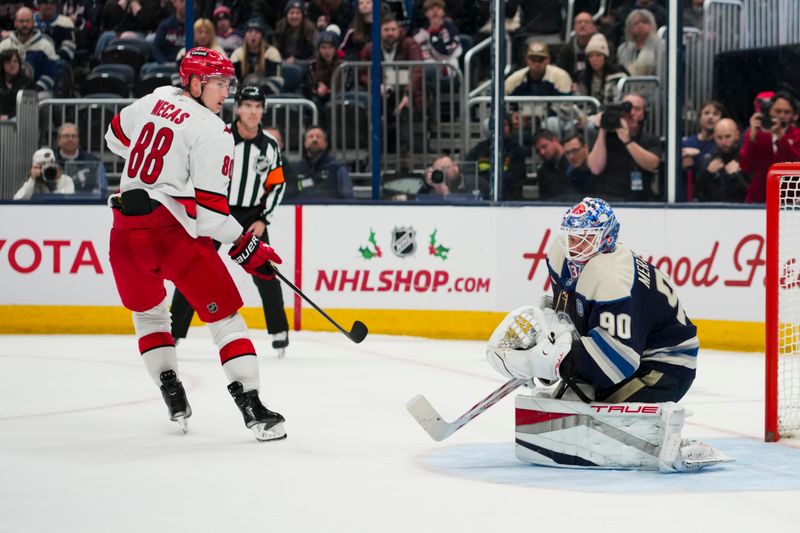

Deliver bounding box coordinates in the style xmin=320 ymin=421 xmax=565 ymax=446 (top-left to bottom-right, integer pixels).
xmin=169 ymin=224 xmax=289 ymax=339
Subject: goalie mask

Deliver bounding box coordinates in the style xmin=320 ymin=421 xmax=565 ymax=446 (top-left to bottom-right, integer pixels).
xmin=559 ymin=197 xmax=619 ymax=263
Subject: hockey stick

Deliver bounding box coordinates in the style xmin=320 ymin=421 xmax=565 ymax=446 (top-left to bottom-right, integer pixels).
xmin=406 ymin=377 xmax=525 ymax=441
xmin=272 ymin=269 xmax=368 ymax=343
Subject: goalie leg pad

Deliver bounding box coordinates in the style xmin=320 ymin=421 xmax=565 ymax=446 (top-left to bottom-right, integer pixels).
xmin=515 ymin=396 xmax=667 ymax=470
xmin=514 ymin=396 xmax=733 ymax=472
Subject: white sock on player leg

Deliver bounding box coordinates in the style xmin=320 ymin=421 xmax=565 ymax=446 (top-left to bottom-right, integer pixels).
xmin=222 ymin=356 xmax=260 ymax=392
xmin=209 ymin=313 xmax=261 ymax=392
xmin=133 ymin=297 xmax=179 ymax=387
xmin=141 ymin=346 xmax=178 ymax=387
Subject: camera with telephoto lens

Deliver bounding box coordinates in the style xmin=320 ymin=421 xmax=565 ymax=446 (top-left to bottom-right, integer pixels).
xmin=431 ymin=168 xmax=445 ymax=184
xmin=758 ymin=99 xmax=774 ymax=129
xmin=600 ymin=101 xmax=633 ymax=131
xmin=41 ymin=163 xmax=58 ymax=182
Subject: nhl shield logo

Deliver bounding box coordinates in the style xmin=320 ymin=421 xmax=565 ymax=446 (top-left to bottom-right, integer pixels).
xmin=391 ymin=226 xmax=417 ymax=258
xmin=207 ymin=302 xmax=218 ymax=314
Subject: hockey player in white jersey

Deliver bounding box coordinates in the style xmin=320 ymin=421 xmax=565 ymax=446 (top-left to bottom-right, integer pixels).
xmin=104 ymin=47 xmax=286 ymax=441
xmin=169 ymin=85 xmax=291 ymax=358
xmin=486 ymin=197 xmax=730 ymax=471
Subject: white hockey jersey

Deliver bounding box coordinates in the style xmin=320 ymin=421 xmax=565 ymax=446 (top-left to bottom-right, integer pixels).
xmin=105 ymin=86 xmax=242 ymax=244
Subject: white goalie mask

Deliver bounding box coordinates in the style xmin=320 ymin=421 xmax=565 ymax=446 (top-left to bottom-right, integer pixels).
xmin=558 ymin=197 xmax=620 ymax=263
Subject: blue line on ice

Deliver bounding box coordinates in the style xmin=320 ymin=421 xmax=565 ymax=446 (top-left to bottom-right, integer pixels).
xmin=422 ymin=439 xmax=800 ymax=492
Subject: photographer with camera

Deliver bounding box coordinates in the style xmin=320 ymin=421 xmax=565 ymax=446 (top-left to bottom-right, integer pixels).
xmin=419 ymin=154 xmax=463 ymax=197
xmin=13 ymin=147 xmax=75 ymax=200
xmin=740 ymin=90 xmax=800 ymax=203
xmin=587 ymin=92 xmax=662 ymax=201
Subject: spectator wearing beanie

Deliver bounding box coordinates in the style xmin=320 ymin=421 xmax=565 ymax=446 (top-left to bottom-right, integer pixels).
xmin=306 ymin=27 xmax=343 ymax=116
xmin=230 ymin=17 xmax=284 ymax=94
xmin=556 ymin=11 xmax=603 ymax=78
xmin=275 ymin=0 xmax=318 ymax=63
xmin=214 ymin=6 xmax=242 ymax=57
xmin=573 ymin=32 xmax=627 ymax=104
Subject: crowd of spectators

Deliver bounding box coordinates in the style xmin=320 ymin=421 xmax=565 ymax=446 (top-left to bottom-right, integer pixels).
xmin=1 ymin=1 xmax=797 ymax=204
xmin=680 ymin=91 xmax=800 ymax=203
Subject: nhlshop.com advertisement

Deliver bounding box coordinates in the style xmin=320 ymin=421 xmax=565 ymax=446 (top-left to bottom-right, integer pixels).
xmin=302 ymin=205 xmax=498 ymax=310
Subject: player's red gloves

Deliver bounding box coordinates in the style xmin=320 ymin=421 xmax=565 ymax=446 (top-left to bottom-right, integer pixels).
xmin=229 ymin=231 xmax=282 ymax=280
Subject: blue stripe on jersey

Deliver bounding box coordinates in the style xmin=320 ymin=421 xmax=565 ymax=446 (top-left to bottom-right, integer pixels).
xmin=641 ymin=336 xmax=700 ymax=370
xmin=585 ymin=328 xmax=638 ymax=383
xmin=643 ymin=337 xmax=700 ymax=357
xmin=643 ymin=353 xmax=698 ymax=370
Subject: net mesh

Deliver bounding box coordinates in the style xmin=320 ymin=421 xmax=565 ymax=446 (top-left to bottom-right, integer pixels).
xmin=778 ymin=175 xmax=800 ymax=436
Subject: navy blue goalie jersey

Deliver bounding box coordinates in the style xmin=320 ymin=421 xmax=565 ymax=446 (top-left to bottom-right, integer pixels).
xmin=546 ymin=242 xmax=699 ymax=394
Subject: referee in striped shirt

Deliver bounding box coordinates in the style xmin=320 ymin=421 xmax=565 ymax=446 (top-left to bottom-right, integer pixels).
xmin=170 ymin=86 xmax=290 ymax=357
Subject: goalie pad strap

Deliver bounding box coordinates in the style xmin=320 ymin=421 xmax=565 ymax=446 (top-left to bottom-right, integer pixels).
xmin=603 ymin=370 xmax=664 ymax=403
xmin=557 ymin=352 xmax=594 ymax=403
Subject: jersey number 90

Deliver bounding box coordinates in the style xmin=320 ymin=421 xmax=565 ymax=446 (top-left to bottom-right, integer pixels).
xmin=127 ymin=122 xmax=174 ymax=184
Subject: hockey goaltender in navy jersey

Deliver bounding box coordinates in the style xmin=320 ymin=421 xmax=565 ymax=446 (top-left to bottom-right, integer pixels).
xmin=547 ymin=201 xmax=699 ymax=403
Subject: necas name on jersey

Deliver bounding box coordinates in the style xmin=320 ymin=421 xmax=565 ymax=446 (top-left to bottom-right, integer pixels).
xmin=150 ymin=99 xmax=190 ymax=125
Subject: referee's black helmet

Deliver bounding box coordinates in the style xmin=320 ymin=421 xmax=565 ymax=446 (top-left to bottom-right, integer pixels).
xmin=236 ymin=85 xmax=266 ymax=107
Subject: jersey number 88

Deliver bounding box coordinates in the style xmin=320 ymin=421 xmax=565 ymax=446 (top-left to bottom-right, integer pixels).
xmin=127 ymin=122 xmax=175 ymax=184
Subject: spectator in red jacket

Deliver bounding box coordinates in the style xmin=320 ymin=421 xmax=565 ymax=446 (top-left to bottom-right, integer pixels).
xmin=359 ymin=11 xmax=423 ymax=109
xmin=740 ymin=91 xmax=800 ymax=203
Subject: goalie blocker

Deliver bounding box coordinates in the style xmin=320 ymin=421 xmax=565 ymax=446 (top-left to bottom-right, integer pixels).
xmin=514 ymin=394 xmax=732 ymax=472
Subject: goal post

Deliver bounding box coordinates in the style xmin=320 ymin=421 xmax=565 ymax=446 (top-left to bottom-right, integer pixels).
xmin=765 ymin=162 xmax=800 ymax=442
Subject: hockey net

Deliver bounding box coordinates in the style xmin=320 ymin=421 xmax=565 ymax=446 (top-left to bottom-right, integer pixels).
xmin=766 ymin=163 xmax=800 ymax=441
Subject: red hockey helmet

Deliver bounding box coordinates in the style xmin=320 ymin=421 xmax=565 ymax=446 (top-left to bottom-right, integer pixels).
xmin=179 ymin=47 xmax=237 ymax=95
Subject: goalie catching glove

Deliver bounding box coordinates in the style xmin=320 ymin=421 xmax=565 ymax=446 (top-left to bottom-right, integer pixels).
xmin=486 ymin=306 xmax=576 ymax=382
xmin=229 ymin=231 xmax=282 ymax=280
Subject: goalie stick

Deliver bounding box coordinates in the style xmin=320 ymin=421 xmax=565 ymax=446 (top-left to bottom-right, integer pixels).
xmin=406 ymin=377 xmax=525 ymax=441
xmin=273 ymin=269 xmax=368 ymax=343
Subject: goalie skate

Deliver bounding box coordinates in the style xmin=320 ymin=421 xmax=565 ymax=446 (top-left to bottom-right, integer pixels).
xmin=227 ymin=381 xmax=287 ymax=441
xmin=159 ymin=370 xmax=192 ymax=434
xmin=676 ymin=440 xmax=734 ymax=472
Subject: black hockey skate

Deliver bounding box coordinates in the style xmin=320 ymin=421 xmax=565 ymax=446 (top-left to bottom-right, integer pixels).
xmin=227 ymin=381 xmax=287 ymax=441
xmin=159 ymin=370 xmax=192 ymax=433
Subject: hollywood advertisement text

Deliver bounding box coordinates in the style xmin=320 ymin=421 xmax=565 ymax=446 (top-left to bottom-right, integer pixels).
xmin=523 ymin=229 xmax=776 ymax=290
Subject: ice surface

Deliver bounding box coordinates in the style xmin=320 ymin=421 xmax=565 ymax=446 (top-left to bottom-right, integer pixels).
xmin=1 ymin=330 xmax=798 ymax=531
